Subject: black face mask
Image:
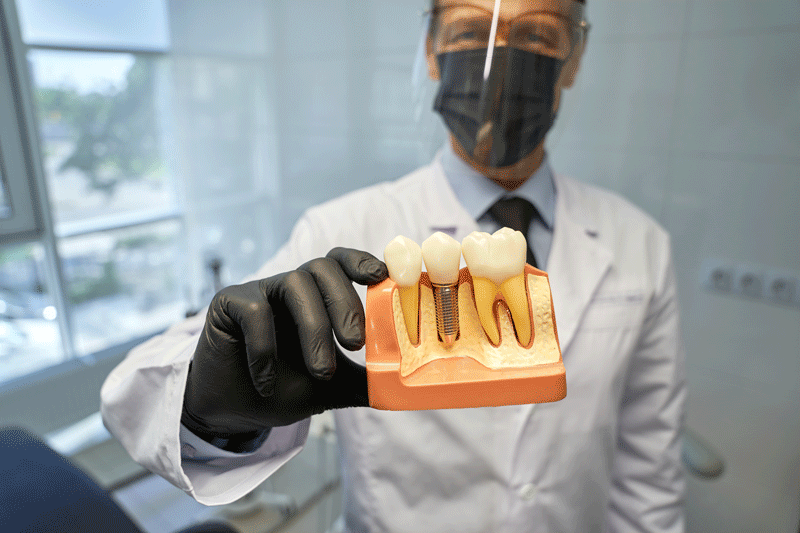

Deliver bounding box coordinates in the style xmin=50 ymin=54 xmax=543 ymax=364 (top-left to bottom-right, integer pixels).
xmin=433 ymin=47 xmax=564 ymax=168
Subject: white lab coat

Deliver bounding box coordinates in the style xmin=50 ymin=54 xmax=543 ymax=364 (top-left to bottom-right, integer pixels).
xmin=102 ymin=153 xmax=686 ymax=532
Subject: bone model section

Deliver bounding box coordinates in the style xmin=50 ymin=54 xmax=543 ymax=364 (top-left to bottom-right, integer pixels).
xmin=421 ymin=232 xmax=462 ymax=345
xmin=383 ymin=235 xmax=422 ymax=344
xmin=461 ymin=228 xmax=531 ymax=346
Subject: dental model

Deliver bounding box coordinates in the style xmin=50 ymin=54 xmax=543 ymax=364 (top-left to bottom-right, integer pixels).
xmin=383 ymin=236 xmax=422 ymax=345
xmin=365 ymin=230 xmax=565 ymax=411
xmin=421 ymin=232 xmax=462 ymax=346
xmin=462 ymin=228 xmax=532 ymax=346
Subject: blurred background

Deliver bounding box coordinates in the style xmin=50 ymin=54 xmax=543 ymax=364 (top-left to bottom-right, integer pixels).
xmin=0 ymin=0 xmax=797 ymax=531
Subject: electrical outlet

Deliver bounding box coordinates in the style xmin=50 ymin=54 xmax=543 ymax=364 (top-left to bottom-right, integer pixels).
xmin=764 ymin=271 xmax=798 ymax=306
xmin=701 ymin=259 xmax=734 ymax=293
xmin=701 ymin=260 xmax=800 ymax=308
xmin=734 ymin=266 xmax=765 ymax=299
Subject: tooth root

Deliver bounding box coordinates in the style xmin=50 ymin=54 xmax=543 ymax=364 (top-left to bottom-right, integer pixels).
xmin=384 ymin=235 xmax=423 ymax=346
xmin=472 ymin=277 xmax=500 ymax=345
xmin=397 ymin=285 xmax=419 ymax=345
xmin=499 ymin=273 xmax=531 ymax=346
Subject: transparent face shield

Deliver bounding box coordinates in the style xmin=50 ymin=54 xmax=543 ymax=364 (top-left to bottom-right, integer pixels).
xmin=418 ymin=0 xmax=588 ymax=168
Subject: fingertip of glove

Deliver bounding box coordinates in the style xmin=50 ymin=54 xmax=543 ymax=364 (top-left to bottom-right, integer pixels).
xmin=313 ymin=367 xmax=336 ymax=381
xmin=340 ymin=337 xmax=365 ymax=352
xmin=363 ymin=258 xmax=388 ymax=283
xmin=254 ymin=374 xmax=276 ymax=397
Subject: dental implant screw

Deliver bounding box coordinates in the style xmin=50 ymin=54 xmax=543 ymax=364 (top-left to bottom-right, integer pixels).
xmin=432 ymin=283 xmax=459 ymax=345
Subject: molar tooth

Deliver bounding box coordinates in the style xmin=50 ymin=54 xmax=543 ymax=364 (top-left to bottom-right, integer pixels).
xmin=494 ymin=228 xmax=532 ymax=346
xmin=384 ymin=236 xmax=422 ymax=344
xmin=462 ymin=228 xmax=532 ymax=346
xmin=421 ymin=232 xmax=462 ymax=345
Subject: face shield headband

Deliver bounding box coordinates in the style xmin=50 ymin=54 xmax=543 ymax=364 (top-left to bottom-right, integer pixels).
xmin=430 ymin=0 xmax=587 ymax=168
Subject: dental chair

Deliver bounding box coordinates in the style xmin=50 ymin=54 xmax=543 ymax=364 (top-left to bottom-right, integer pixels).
xmin=0 ymin=427 xmax=239 ymax=533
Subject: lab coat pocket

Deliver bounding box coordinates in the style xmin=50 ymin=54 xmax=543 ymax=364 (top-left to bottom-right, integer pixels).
xmin=581 ymin=291 xmax=646 ymax=330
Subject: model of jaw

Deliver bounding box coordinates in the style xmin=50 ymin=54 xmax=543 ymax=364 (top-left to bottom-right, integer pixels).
xmin=383 ymin=229 xmax=545 ymax=365
xmin=461 ymin=228 xmax=532 ymax=346
xmin=368 ymin=231 xmax=563 ymax=409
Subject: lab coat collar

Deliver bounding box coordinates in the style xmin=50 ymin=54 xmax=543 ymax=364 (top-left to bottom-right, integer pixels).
xmin=425 ymin=155 xmax=612 ymax=354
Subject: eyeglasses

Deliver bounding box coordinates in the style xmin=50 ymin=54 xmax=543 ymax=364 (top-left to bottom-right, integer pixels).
xmin=430 ymin=3 xmax=589 ymax=61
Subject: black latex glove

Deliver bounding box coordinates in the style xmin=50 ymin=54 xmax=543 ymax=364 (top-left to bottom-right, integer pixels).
xmin=181 ymin=247 xmax=388 ymax=450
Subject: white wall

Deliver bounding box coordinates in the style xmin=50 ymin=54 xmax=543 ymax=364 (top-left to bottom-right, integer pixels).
xmin=548 ymin=1 xmax=800 ymax=531
xmin=167 ymin=0 xmax=442 ymax=291
xmin=166 ymin=1 xmax=799 ymax=530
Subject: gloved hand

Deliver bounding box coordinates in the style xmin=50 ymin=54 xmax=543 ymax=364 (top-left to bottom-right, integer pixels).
xmin=181 ymin=247 xmax=388 ymax=450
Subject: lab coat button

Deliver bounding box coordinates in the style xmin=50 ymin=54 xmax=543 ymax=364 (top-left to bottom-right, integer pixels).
xmin=519 ymin=482 xmax=538 ymax=501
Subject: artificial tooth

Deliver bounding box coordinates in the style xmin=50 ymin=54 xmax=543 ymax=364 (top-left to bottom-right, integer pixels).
xmin=421 ymin=232 xmax=462 ymax=345
xmin=462 ymin=227 xmax=532 ymax=346
xmin=384 ymin=236 xmax=422 ymax=344
xmin=462 ymin=231 xmax=501 ymax=345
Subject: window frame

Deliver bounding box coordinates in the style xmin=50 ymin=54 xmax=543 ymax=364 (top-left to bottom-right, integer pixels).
xmin=0 ymin=0 xmax=183 ymax=408
xmin=0 ymin=0 xmax=43 ymax=241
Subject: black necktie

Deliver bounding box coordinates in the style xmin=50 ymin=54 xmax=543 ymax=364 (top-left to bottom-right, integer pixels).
xmin=489 ymin=197 xmax=539 ymax=269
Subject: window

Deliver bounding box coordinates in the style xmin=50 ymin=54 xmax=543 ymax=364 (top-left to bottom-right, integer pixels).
xmin=0 ymin=241 xmax=63 ymax=381
xmin=0 ymin=0 xmax=284 ymax=388
xmin=0 ymin=155 xmax=10 ymax=219
xmin=0 ymin=0 xmax=184 ymax=386
xmin=0 ymin=157 xmax=11 ymax=219
xmin=0 ymin=3 xmax=42 ymax=240
xmin=0 ymin=0 xmax=439 ymax=391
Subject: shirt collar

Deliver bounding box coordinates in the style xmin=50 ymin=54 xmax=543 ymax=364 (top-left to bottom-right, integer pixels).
xmin=441 ymin=141 xmax=556 ymax=230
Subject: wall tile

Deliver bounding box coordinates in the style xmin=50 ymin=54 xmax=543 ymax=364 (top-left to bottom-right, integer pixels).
xmin=168 ymin=0 xmax=275 ymax=56
xmin=365 ymin=0 xmax=428 ymax=52
xmin=686 ymin=366 xmax=800 ymax=497
xmin=672 ymin=30 xmax=800 ymax=161
xmin=278 ymin=133 xmax=352 ymax=208
xmin=682 ymin=292 xmax=800 ymax=391
xmin=688 ymin=0 xmax=800 ymax=35
xmin=280 ymin=59 xmax=351 ymax=136
xmin=664 ymin=157 xmax=800 ymax=267
xmin=278 ymin=0 xmax=350 ymax=58
xmin=685 ymin=469 xmax=800 ymax=533
xmin=550 ymin=36 xmax=683 ymax=151
xmin=663 ymin=155 xmax=799 ymax=396
xmin=546 ymin=147 xmax=669 ymax=220
xmin=585 ymin=0 xmax=688 ymax=40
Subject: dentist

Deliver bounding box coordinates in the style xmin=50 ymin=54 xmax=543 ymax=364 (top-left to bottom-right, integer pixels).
xmin=102 ymin=0 xmax=686 ymax=531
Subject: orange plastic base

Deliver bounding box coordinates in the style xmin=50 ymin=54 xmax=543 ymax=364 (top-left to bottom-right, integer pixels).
xmin=365 ymin=265 xmax=566 ymax=411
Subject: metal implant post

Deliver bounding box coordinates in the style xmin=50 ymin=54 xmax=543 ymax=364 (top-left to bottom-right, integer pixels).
xmin=432 ymin=282 xmax=459 ymax=345
xmin=421 ymin=231 xmax=463 ymax=347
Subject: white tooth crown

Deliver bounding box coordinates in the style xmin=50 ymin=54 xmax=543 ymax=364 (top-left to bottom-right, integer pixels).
xmin=384 ymin=235 xmax=423 ymax=345
xmin=384 ymin=235 xmax=422 ymax=287
xmin=421 ymin=232 xmax=462 ymax=345
xmin=463 ymin=227 xmax=526 ymax=285
xmin=461 ymin=231 xmax=492 ymax=276
xmin=462 ymin=228 xmax=532 ymax=346
xmin=421 ymin=232 xmax=462 ymax=285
